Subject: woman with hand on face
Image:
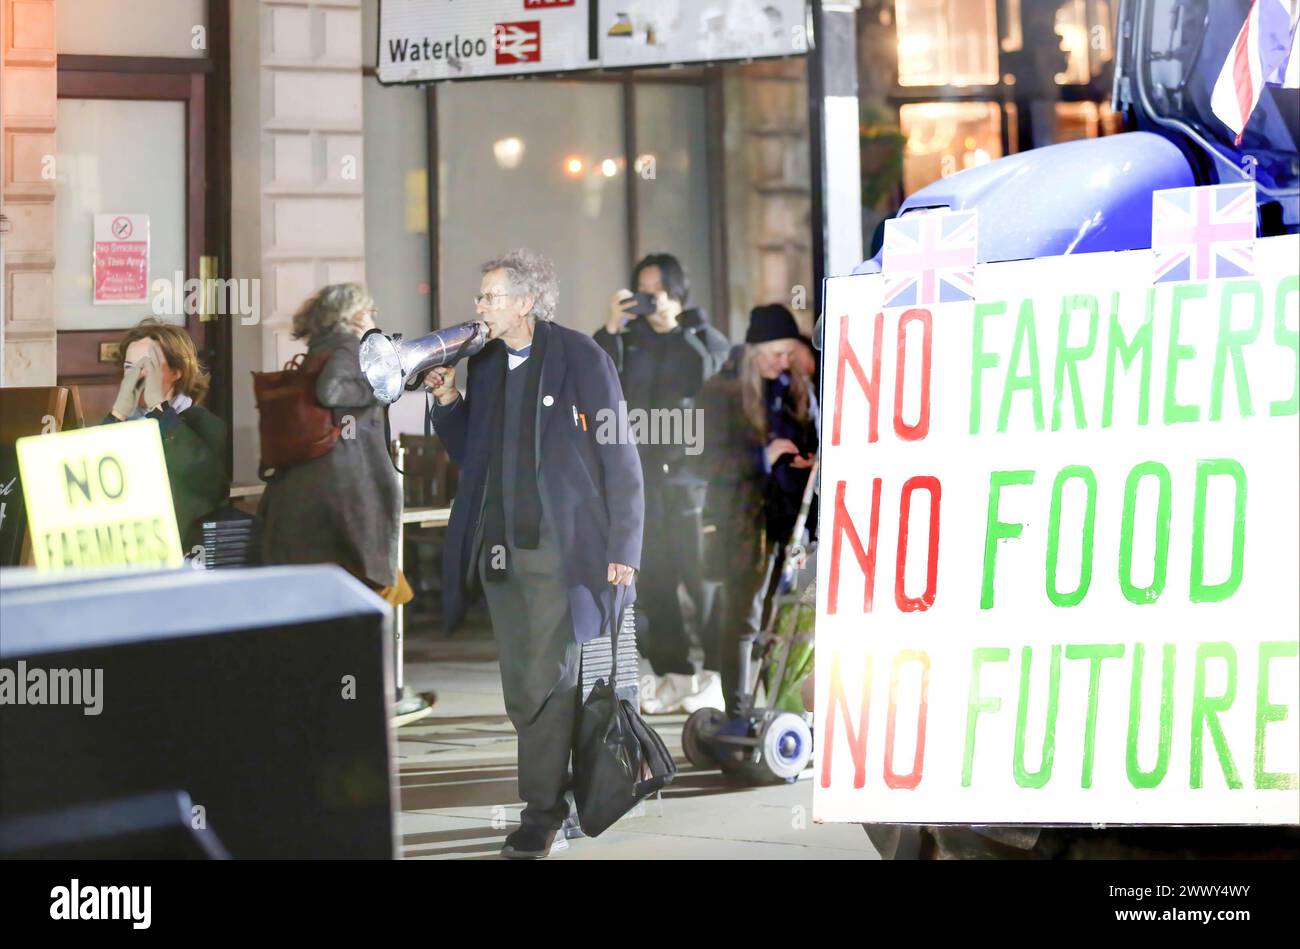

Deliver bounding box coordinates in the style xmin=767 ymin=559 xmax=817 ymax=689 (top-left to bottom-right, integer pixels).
xmin=103 ymin=319 xmax=229 ymax=552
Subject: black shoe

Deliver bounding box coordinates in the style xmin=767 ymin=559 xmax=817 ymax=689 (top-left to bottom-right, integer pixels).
xmin=501 ymin=825 xmax=566 ymax=859
xmin=561 ymin=812 xmax=585 ymax=840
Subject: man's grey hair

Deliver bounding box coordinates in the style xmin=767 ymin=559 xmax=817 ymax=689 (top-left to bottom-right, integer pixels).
xmin=482 ymin=248 xmax=559 ymax=323
xmin=291 ymin=282 xmax=373 ymax=340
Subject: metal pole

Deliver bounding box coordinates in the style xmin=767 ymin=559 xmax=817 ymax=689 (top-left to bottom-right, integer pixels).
xmin=808 ymin=0 xmax=865 ymax=323
xmin=394 ymin=443 xmax=406 ymax=704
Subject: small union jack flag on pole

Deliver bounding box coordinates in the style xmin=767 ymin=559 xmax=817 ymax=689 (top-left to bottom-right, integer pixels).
xmin=881 ymin=210 xmax=978 ymax=308
xmin=1151 ymin=183 xmax=1256 ymax=284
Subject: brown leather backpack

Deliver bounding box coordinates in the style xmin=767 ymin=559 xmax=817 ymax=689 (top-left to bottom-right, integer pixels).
xmin=252 ymin=350 xmax=342 ymax=481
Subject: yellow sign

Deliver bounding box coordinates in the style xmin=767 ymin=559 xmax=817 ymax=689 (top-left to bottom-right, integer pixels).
xmin=16 ymin=420 xmax=183 ymax=570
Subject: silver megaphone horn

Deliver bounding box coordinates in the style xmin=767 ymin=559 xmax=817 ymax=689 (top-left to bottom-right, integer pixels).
xmin=359 ymin=320 xmax=489 ymax=404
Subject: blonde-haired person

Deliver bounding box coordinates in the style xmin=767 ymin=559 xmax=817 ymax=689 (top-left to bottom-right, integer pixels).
xmin=258 ymin=283 xmax=409 ymax=606
xmin=693 ymin=304 xmax=819 ymax=719
xmin=103 ymin=319 xmax=229 ymax=551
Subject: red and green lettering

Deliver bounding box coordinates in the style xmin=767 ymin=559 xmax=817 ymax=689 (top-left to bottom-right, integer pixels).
xmin=1190 ymin=642 xmax=1242 ymax=789
xmin=1013 ymin=645 xmax=1062 ymax=788
xmin=884 ymin=650 xmax=930 ymax=790
xmin=833 ymin=312 xmax=883 ymax=446
xmin=962 ymin=647 xmax=1010 ymax=786
xmin=895 ymin=475 xmax=941 ymax=612
xmin=1126 ymin=643 xmax=1176 ymax=789
xmin=820 ymin=650 xmax=873 ymax=789
xmin=1189 ymin=458 xmax=1246 ymax=603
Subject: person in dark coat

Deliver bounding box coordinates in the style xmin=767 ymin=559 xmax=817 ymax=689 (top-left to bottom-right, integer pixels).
xmin=594 ymin=253 xmax=730 ymax=709
xmin=693 ymin=304 xmax=819 ymax=717
xmin=258 ymin=284 xmax=407 ymax=604
xmin=102 ymin=319 xmax=228 ymax=552
xmin=426 ymin=248 xmax=643 ymax=859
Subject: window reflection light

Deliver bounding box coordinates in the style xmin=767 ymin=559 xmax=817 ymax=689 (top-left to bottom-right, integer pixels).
xmin=564 ymin=155 xmax=585 ymax=177
xmin=600 ymin=158 xmax=618 ymax=177
xmin=493 ymin=136 xmax=525 ymax=169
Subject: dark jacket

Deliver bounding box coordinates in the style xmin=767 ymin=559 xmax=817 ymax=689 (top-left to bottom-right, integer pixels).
xmin=102 ymin=402 xmax=229 ymax=552
xmin=258 ymin=329 xmax=401 ymax=588
xmin=431 ymin=321 xmax=644 ymax=643
xmin=692 ymin=355 xmax=819 ymax=573
xmin=593 ymin=308 xmax=730 ymax=482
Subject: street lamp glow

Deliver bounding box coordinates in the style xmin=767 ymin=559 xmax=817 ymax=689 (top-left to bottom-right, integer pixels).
xmin=600 ymin=159 xmax=618 ymax=177
xmin=564 ymin=155 xmax=585 ymax=177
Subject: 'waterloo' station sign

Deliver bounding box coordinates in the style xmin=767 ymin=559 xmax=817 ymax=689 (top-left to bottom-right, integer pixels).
xmin=376 ymin=0 xmax=809 ymax=85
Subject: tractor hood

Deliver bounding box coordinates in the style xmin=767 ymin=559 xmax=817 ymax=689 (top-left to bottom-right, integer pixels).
xmin=854 ymin=132 xmax=1196 ymax=274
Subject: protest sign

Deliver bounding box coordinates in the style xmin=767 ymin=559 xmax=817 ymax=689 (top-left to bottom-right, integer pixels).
xmin=17 ymin=420 xmax=184 ymax=571
xmin=814 ymin=234 xmax=1300 ymax=825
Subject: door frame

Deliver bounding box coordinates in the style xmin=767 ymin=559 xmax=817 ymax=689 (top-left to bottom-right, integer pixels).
xmin=54 ymin=19 xmax=233 ymax=468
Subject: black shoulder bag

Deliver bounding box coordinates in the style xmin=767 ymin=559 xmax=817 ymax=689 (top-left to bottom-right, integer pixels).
xmin=572 ymin=585 xmax=677 ymax=837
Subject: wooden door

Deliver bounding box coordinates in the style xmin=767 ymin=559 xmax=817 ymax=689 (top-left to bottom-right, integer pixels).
xmin=54 ymin=64 xmax=207 ymax=424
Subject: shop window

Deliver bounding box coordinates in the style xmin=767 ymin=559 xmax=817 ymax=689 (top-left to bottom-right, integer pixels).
xmin=896 ymin=0 xmax=999 ymax=87
xmin=57 ymin=0 xmax=208 ymax=58
xmin=436 ymin=82 xmax=628 ymax=336
xmin=1098 ymin=100 xmax=1124 ymax=136
xmin=899 ymin=102 xmax=1003 ymax=195
xmin=1054 ymin=0 xmax=1115 ymax=84
xmin=1054 ymin=101 xmax=1100 ymax=141
xmin=633 ymin=84 xmax=715 ymax=319
xmin=1053 ymin=100 xmax=1124 ymax=143
xmin=998 ymin=0 xmax=1115 ymax=85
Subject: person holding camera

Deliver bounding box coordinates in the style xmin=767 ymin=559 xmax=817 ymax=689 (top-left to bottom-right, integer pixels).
xmin=102 ymin=319 xmax=229 ymax=552
xmin=594 ymin=253 xmax=730 ymax=711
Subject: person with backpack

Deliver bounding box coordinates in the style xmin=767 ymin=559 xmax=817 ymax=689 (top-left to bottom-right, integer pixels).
xmin=102 ymin=319 xmax=229 ymax=552
xmin=257 ymin=283 xmax=409 ymax=607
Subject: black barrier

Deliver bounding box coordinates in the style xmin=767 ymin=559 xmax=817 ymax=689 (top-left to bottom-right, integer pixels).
xmin=0 ymin=565 xmax=395 ymax=859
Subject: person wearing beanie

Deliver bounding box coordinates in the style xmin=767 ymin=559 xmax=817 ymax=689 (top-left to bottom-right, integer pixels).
xmin=691 ymin=303 xmax=819 ymax=718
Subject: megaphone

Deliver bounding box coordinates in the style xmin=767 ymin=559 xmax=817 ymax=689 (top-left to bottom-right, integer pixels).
xmin=359 ymin=320 xmax=488 ymax=404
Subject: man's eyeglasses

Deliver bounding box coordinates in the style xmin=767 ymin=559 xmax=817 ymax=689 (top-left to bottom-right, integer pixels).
xmin=474 ymin=291 xmax=517 ymax=307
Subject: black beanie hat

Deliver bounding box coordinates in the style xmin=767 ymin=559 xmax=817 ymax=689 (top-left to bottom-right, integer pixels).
xmin=746 ymin=303 xmax=801 ymax=344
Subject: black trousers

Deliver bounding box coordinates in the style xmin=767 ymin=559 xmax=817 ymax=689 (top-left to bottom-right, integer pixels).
xmin=637 ymin=477 xmax=711 ymax=676
xmin=478 ymin=526 xmax=578 ymax=833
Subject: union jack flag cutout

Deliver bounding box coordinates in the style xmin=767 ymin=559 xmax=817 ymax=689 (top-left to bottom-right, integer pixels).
xmin=881 ymin=210 xmax=978 ymax=308
xmin=1151 ymin=183 xmax=1257 ymax=284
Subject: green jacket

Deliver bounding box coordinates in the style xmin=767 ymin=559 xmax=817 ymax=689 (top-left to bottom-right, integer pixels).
xmin=102 ymin=403 xmax=229 ymax=552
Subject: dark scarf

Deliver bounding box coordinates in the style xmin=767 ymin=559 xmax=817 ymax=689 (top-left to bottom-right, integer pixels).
xmin=482 ymin=320 xmax=549 ymax=581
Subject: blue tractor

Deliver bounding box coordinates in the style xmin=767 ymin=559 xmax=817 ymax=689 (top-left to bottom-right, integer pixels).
xmin=850 ymin=0 xmax=1297 ymax=282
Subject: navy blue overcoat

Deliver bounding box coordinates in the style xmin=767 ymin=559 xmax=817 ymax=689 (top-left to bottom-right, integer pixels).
xmin=430 ymin=321 xmax=644 ymax=643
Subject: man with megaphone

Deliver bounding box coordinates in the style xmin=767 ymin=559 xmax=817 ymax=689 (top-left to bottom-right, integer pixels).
xmin=424 ymin=248 xmax=644 ymax=859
